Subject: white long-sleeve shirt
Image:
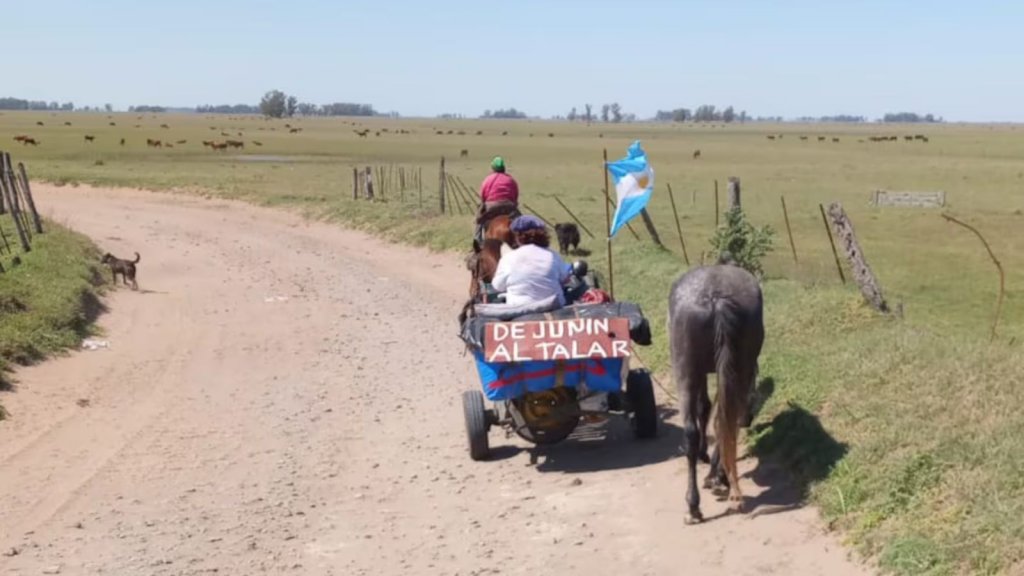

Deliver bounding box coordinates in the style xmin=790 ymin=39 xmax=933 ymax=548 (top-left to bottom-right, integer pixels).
xmin=490 ymin=244 xmax=572 ymax=308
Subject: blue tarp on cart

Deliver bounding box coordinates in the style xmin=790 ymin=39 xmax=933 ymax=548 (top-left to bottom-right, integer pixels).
xmin=471 ymin=349 xmax=624 ymax=402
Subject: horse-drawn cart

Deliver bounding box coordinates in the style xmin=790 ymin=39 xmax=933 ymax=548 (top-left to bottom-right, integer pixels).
xmin=457 ymin=269 xmax=657 ymax=460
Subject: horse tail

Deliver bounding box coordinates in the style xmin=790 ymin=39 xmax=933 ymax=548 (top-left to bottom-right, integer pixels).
xmin=712 ymin=296 xmax=746 ymax=501
xmin=133 ymin=252 xmax=141 ymax=263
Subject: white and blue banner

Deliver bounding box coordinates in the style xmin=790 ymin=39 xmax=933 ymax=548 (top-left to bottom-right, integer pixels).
xmin=606 ymin=140 xmax=654 ymax=237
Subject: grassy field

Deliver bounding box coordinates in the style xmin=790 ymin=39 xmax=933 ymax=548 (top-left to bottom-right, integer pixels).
xmin=3 ymin=111 xmax=1023 ymax=574
xmin=0 ymin=216 xmax=107 ymax=414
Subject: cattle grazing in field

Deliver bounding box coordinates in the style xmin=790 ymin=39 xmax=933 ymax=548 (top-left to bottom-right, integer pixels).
xmin=554 ymin=223 xmax=581 ymax=255
xmin=64 ymin=121 xmax=72 ymax=126
xmin=13 ymin=135 xmax=28 ymax=142
xmin=460 ymin=149 xmax=469 ymax=158
xmin=160 ymin=124 xmax=170 ymax=129
xmin=120 ymin=138 xmax=125 ymax=146
xmin=904 ymin=135 xmax=914 ymax=141
xmin=146 ymin=138 xmax=163 ymax=148
xmin=36 ymin=121 xmax=44 ymax=126
xmin=210 ymin=142 xmax=228 ymax=151
xmin=221 ymin=131 xmax=230 ymax=137
xmin=252 ymin=140 xmax=263 ymax=146
xmin=548 ymin=132 xmax=555 ymax=138
xmin=817 ymin=136 xmax=826 ymax=142
xmin=766 ymin=135 xmax=776 ymax=140
xmin=290 ymin=128 xmax=302 ymax=133
xmin=225 ymin=139 xmax=244 ymax=149
xmin=21 ymin=137 xmax=39 ymax=146
xmin=832 ymin=137 xmax=840 ymax=143
xmin=84 ymin=135 xmax=95 ymax=142
xmin=202 ymin=140 xmax=214 ymax=148
xmin=435 ymin=130 xmax=444 ymax=135
xmin=501 ymin=131 xmax=508 ymax=136
xmin=693 ymin=149 xmax=701 ymax=159
xmin=165 ymin=143 xmax=174 ymax=148
xmin=476 ymin=130 xmax=483 ymax=135
xmin=176 ymin=139 xmax=187 ymax=144
xmin=799 ymin=135 xmax=808 ymax=140
xmin=109 ymin=122 xmax=116 ymax=126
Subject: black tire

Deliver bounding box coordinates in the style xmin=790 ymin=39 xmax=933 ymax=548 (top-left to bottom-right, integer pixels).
xmin=463 ymin=390 xmax=490 ymax=461
xmin=627 ymin=369 xmax=658 ymax=439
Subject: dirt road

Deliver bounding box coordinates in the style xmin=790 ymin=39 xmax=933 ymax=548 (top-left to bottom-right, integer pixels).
xmin=0 ymin=185 xmax=871 ymax=575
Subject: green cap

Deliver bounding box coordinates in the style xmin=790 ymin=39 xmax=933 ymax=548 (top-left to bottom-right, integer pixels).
xmin=491 ymin=156 xmax=506 ymax=172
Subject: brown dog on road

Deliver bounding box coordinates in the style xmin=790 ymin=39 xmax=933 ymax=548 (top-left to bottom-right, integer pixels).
xmin=101 ymin=252 xmax=140 ymax=290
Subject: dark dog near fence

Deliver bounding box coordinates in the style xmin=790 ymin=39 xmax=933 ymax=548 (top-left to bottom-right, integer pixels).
xmin=101 ymin=252 xmax=141 ymax=290
xmin=554 ymin=223 xmax=581 ymax=255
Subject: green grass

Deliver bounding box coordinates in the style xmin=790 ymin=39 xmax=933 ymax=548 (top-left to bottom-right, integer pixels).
xmin=4 ymin=111 xmax=1024 ymax=573
xmin=0 ymin=216 xmax=107 ymax=408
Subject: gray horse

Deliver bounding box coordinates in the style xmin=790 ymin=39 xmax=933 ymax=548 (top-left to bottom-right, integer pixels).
xmin=668 ymin=261 xmax=764 ymax=524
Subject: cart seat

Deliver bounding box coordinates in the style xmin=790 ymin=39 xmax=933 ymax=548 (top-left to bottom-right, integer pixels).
xmin=471 ymin=294 xmax=560 ymax=320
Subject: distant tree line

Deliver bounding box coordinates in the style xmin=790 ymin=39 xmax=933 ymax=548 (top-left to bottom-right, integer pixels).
xmin=481 ymin=108 xmax=527 ymax=119
xmin=257 ymin=90 xmax=378 ymax=118
xmin=795 ymin=115 xmax=866 ymax=123
xmin=0 ymin=97 xmax=74 ymax=111
xmin=130 ymin=105 xmax=168 ymax=113
xmin=882 ymin=112 xmax=941 ymax=123
xmin=654 ymin=105 xmax=746 ymax=123
xmin=196 ymin=104 xmax=259 ymax=114
xmin=564 ymin=103 xmax=635 ymax=123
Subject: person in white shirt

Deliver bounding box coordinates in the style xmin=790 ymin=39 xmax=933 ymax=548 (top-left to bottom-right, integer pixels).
xmin=490 ymin=215 xmax=573 ymax=308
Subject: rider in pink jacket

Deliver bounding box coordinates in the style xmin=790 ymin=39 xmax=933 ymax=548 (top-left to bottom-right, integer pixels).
xmin=479 ymin=157 xmax=519 ymax=208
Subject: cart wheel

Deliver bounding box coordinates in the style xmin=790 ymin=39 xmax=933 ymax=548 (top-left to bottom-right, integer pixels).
xmin=463 ymin=390 xmax=490 ymax=461
xmin=627 ymin=369 xmax=658 ymax=439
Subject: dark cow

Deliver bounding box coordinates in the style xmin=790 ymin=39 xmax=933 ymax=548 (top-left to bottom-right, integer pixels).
xmin=554 ymin=223 xmax=581 ymax=255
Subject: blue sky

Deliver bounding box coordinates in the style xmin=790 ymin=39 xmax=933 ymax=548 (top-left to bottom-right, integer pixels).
xmin=7 ymin=0 xmax=1024 ymax=121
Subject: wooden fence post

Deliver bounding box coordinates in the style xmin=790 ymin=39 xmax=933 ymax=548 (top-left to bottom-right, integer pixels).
xmin=781 ymin=195 xmax=797 ymax=263
xmin=552 ymin=196 xmax=596 ymax=239
xmin=827 ymin=202 xmax=889 ymax=313
xmin=3 ymin=153 xmax=32 ymax=244
xmin=727 ymin=176 xmax=741 ymax=209
xmin=0 ymin=158 xmax=30 ymax=253
xmin=819 ymin=203 xmax=844 ymax=284
xmin=364 ymin=166 xmax=374 ymax=200
xmin=666 ymin=183 xmax=690 ymax=265
xmin=639 ymin=208 xmax=664 ymax=247
xmin=418 ymin=167 xmax=423 ymax=208
xmin=714 ymin=179 xmax=720 ymax=226
xmin=438 ymin=157 xmax=447 ymax=214
xmin=352 ymin=167 xmax=359 ymax=200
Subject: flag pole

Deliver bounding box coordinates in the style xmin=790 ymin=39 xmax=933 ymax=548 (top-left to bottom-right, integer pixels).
xmin=602 ymin=148 xmax=615 ymax=299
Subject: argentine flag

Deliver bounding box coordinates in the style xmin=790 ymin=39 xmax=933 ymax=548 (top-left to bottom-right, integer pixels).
xmin=606 ymin=140 xmax=654 ymax=237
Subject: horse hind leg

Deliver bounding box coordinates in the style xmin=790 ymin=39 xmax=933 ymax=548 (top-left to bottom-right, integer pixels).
xmin=675 ymin=359 xmax=706 ymax=525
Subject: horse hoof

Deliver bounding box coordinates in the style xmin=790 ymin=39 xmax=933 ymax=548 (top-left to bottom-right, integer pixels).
xmin=727 ymin=497 xmax=745 ymax=514
xmin=685 ymin=512 xmax=704 ymax=525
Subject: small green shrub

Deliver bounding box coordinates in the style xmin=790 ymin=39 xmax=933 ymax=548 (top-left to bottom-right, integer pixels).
xmin=708 ymin=206 xmax=775 ymax=277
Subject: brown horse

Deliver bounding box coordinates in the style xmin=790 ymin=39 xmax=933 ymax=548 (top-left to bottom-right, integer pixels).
xmin=467 ymin=238 xmax=504 ymax=301
xmin=482 ymin=213 xmax=515 ymax=247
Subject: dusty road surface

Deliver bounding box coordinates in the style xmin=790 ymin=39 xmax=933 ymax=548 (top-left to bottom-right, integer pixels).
xmin=0 ymin=185 xmax=872 ymax=575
